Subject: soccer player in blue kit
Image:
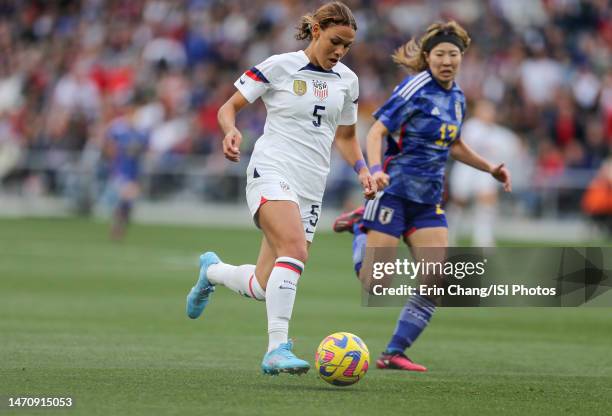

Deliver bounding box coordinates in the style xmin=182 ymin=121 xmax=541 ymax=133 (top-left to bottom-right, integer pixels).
xmin=101 ymin=103 xmax=148 ymax=241
xmin=334 ymin=21 xmax=512 ymax=371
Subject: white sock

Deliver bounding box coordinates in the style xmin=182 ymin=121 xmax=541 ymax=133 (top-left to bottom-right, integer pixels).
xmin=473 ymin=203 xmax=496 ymax=247
xmin=207 ymin=263 xmax=265 ymax=301
xmin=446 ymin=203 xmax=463 ymax=247
xmin=265 ymin=256 xmax=304 ymax=352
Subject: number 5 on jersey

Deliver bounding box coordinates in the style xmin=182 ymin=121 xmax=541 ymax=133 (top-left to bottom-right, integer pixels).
xmin=305 ymin=204 xmax=320 ymax=234
xmin=312 ymin=105 xmax=326 ymax=127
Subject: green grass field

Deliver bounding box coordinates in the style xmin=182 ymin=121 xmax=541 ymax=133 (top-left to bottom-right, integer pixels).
xmin=1 ymin=218 xmax=611 ymax=415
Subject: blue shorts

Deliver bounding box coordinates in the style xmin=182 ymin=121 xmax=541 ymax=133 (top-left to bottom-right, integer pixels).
xmin=361 ymin=192 xmax=447 ymax=238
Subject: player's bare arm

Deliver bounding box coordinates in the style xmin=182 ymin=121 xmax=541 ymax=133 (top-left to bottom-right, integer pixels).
xmin=365 ymin=120 xmax=390 ymax=189
xmin=334 ymin=124 xmax=377 ymax=199
xmin=450 ymin=139 xmax=512 ymax=192
xmin=217 ymin=91 xmax=250 ymax=162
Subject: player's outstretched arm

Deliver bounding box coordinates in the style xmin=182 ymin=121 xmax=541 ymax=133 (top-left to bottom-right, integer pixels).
xmin=334 ymin=124 xmax=377 ymax=199
xmin=217 ymin=91 xmax=250 ymax=162
xmin=450 ymin=139 xmax=512 ymax=192
xmin=365 ymin=120 xmax=390 ymax=190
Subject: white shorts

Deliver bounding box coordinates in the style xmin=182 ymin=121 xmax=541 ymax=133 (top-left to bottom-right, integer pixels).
xmin=450 ymin=164 xmax=498 ymax=201
xmin=246 ymin=173 xmax=322 ymax=243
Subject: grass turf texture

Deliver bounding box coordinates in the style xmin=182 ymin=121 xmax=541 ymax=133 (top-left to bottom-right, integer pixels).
xmin=1 ymin=218 xmax=611 ymax=416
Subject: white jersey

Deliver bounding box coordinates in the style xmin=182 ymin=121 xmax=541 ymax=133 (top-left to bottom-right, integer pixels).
xmin=235 ymin=50 xmax=359 ymax=201
xmin=450 ymin=118 xmax=519 ymax=198
xmin=459 ymin=118 xmax=519 ymax=162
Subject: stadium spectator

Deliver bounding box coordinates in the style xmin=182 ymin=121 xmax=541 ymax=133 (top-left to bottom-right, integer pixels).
xmin=582 ymin=157 xmax=612 ymax=234
xmin=0 ymin=112 xmax=22 ymax=187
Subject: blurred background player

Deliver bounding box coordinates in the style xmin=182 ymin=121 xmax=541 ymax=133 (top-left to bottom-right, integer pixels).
xmin=447 ymin=99 xmax=521 ymax=246
xmin=185 ymin=2 xmax=375 ymax=376
xmin=334 ymin=21 xmax=511 ymax=371
xmin=100 ymin=101 xmax=148 ymax=240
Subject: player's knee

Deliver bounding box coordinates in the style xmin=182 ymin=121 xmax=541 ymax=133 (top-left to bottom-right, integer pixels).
xmin=277 ymin=242 xmax=308 ymax=264
xmin=291 ymin=246 xmax=309 ymax=264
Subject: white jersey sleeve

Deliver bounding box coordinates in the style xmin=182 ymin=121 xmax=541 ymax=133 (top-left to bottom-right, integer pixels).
xmin=338 ymin=74 xmax=359 ymax=125
xmin=234 ymin=54 xmax=284 ymax=103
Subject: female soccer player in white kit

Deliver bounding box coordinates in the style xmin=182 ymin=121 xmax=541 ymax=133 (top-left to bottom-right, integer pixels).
xmin=186 ymin=2 xmax=376 ymax=375
xmin=448 ymin=99 xmax=520 ymax=246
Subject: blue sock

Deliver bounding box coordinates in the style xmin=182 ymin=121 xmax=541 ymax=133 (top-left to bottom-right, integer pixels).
xmin=352 ymin=222 xmax=366 ymax=275
xmin=386 ymin=294 xmax=435 ymax=354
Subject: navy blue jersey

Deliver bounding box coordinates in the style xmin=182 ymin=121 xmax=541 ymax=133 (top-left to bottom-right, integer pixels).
xmin=373 ymin=70 xmax=466 ymax=204
xmin=107 ymin=118 xmax=148 ymax=181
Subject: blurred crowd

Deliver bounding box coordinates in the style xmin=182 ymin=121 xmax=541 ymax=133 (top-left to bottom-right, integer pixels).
xmin=0 ymin=0 xmax=610 ymax=215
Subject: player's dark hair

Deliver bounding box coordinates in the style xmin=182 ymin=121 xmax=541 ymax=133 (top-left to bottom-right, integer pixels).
xmin=295 ymin=2 xmax=357 ymax=41
xmin=393 ymin=21 xmax=471 ymax=73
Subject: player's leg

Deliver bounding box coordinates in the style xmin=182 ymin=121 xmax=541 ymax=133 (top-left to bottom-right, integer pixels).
xmin=406 ymin=225 xmax=448 ymax=321
xmin=356 ymin=194 xmax=427 ymax=371
xmin=446 ymin=197 xmax=467 ymax=246
xmin=259 ymin=200 xmax=308 ymax=354
xmin=333 ymin=206 xmax=365 ymax=233
xmin=186 ymin=224 xmax=288 ymax=321
xmin=358 ymin=192 xmax=403 ymax=292
xmin=203 ymin=232 xmax=313 ymax=300
xmin=358 ymin=230 xmax=400 ymax=292
xmin=333 ymin=205 xmax=367 ymax=278
xmin=351 ymin=222 xmax=367 ymax=275
xmin=186 ymin=225 xmax=273 ymax=322
xmin=186 ymin=176 xmax=296 ymax=318
xmin=111 ymin=180 xmax=139 ymax=241
xmin=407 ymin=227 xmax=448 ymax=246
xmin=332 ymin=206 xmax=367 ymax=278
xmin=202 ymin=236 xmax=271 ymax=302
xmin=258 ymin=200 xmax=310 ymax=374
xmin=186 ymin=224 xmax=280 ymax=321
xmin=331 ymin=203 xmax=368 ymax=277
xmin=473 ymin=191 xmax=497 ymax=246
xmin=447 ymin=164 xmax=473 ymax=246
xmin=378 ymin=203 xmax=448 ymax=372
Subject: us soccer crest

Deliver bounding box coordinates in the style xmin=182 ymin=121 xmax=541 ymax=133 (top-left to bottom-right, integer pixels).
xmin=312 ymin=79 xmax=328 ymax=101
xmin=378 ymin=207 xmax=394 ymax=225
xmin=455 ymin=101 xmax=463 ymax=121
xmin=293 ymin=80 xmax=307 ymax=96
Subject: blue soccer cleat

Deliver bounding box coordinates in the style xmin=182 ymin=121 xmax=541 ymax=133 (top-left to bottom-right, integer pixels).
xmin=261 ymin=341 xmax=310 ymax=375
xmin=186 ymin=252 xmax=220 ymax=319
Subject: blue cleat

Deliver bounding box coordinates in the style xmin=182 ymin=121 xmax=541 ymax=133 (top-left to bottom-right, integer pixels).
xmin=261 ymin=341 xmax=310 ymax=375
xmin=186 ymin=252 xmax=220 ymax=319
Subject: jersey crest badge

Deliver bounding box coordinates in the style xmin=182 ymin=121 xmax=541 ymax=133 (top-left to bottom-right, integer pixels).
xmin=455 ymin=101 xmax=463 ymax=122
xmin=431 ymin=106 xmax=440 ymax=116
xmin=293 ymin=80 xmax=307 ymax=96
xmin=312 ymin=79 xmax=328 ymax=101
xmin=378 ymin=207 xmax=394 ymax=225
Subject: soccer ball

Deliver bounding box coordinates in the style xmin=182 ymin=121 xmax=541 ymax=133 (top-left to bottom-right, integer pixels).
xmin=315 ymin=332 xmax=369 ymax=386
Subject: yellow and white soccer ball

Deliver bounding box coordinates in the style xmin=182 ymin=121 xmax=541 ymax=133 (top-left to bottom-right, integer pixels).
xmin=315 ymin=332 xmax=369 ymax=386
